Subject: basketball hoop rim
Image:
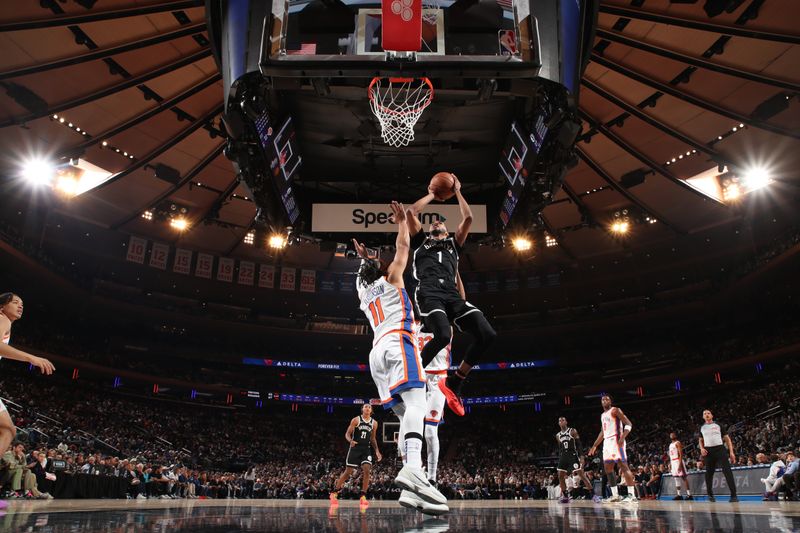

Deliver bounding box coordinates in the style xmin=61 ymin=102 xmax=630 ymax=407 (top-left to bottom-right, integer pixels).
xmin=368 ymin=77 xmax=434 ymax=116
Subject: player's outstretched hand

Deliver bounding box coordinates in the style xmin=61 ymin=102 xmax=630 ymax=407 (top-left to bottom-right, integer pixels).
xmin=30 ymin=355 xmax=55 ymax=375
xmin=352 ymin=239 xmax=369 ymax=259
xmin=588 ymin=446 xmax=596 ymax=456
xmin=389 ymin=201 xmax=406 ymax=223
xmin=376 ymin=451 xmax=383 ymax=463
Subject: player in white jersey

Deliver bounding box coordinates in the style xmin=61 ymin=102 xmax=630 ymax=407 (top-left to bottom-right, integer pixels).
xmin=353 ymin=203 xmax=447 ymax=516
xmin=416 ymin=321 xmax=452 ymax=486
xmin=588 ymin=394 xmax=637 ymax=503
xmin=0 ymin=293 xmax=55 ymax=511
xmin=669 ymin=432 xmax=692 ymax=500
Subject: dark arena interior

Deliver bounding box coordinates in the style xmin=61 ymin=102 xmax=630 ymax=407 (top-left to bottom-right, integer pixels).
xmin=0 ymin=0 xmax=799 ymax=531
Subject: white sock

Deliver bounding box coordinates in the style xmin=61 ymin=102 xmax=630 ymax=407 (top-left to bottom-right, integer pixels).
xmin=425 ymin=424 xmax=439 ymax=481
xmin=611 ymin=486 xmax=619 ymax=498
xmin=398 ymin=387 xmax=426 ymax=469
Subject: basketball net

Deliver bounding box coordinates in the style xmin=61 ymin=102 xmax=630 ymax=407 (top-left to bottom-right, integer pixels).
xmin=368 ymin=77 xmax=433 ymax=147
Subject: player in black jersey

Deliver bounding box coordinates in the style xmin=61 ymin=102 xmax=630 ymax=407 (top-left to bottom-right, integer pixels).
xmin=555 ymin=416 xmax=598 ymax=503
xmin=330 ymin=404 xmax=382 ymax=506
xmin=407 ymin=175 xmax=496 ymax=416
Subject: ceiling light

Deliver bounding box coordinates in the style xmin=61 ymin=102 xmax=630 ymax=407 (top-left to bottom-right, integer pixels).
xmin=20 ymin=158 xmax=55 ymax=187
xmin=742 ymin=166 xmax=771 ymax=191
xmin=268 ymin=234 xmax=287 ymax=249
xmin=170 ymin=217 xmax=189 ymax=231
xmin=244 ymin=231 xmax=255 ymax=245
xmin=142 ymin=210 xmax=153 ymax=221
xmin=511 ymin=237 xmax=533 ymax=252
xmin=55 ymin=175 xmax=79 ymax=198
xmin=610 ymin=221 xmax=630 ymax=235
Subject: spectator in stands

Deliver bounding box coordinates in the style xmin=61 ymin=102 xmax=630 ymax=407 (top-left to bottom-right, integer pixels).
xmin=80 ymin=456 xmax=96 ymax=475
xmin=781 ymin=451 xmax=798 ymax=501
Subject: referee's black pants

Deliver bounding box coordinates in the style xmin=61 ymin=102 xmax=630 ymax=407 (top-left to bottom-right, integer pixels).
xmin=704 ymin=445 xmax=737 ymax=497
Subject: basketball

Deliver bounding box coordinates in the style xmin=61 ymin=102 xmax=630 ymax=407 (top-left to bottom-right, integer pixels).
xmin=430 ymin=172 xmax=455 ymax=201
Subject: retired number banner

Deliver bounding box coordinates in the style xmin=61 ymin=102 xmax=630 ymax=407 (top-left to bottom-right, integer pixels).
xmin=258 ymin=264 xmax=275 ymax=288
xmin=173 ymin=248 xmax=192 ymax=275
xmin=195 ymin=253 xmax=213 ymax=279
xmin=217 ymin=257 xmax=234 ymax=282
xmin=280 ymin=267 xmax=296 ymax=291
xmin=238 ymin=261 xmax=255 ymax=285
xmin=126 ymin=236 xmax=147 ymax=264
xmin=149 ymin=242 xmax=169 ymax=270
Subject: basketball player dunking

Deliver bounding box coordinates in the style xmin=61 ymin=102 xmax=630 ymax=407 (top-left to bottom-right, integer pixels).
xmin=588 ymin=394 xmax=638 ymax=503
xmin=555 ymin=416 xmax=599 ymax=503
xmin=416 ymin=321 xmax=452 ymax=487
xmin=330 ymin=404 xmax=382 ymax=506
xmin=407 ymin=175 xmax=496 ymax=416
xmin=669 ymin=432 xmax=693 ymax=500
xmin=0 ymin=293 xmax=55 ymax=511
xmin=352 ymin=202 xmax=448 ymax=515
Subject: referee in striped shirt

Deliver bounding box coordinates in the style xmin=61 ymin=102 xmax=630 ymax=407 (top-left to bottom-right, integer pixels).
xmin=699 ymin=409 xmax=739 ymax=502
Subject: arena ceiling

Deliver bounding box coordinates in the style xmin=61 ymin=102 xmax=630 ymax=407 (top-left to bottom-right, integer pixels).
xmin=0 ymin=0 xmax=798 ymax=271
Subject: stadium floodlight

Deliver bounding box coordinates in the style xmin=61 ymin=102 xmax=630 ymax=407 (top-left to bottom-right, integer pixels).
xmin=20 ymin=157 xmax=55 ymax=187
xmin=610 ymin=221 xmax=630 ymax=235
xmin=511 ymin=237 xmax=533 ymax=252
xmin=742 ymin=166 xmax=771 ymax=191
xmin=170 ymin=217 xmax=189 ymax=231
xmin=268 ymin=234 xmax=287 ymax=249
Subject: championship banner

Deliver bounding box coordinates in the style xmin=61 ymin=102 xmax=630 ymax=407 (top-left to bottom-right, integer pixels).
xmin=300 ymin=269 xmax=316 ymax=293
xmin=173 ymin=248 xmax=192 ymax=275
xmin=338 ymin=273 xmax=355 ymax=293
xmin=660 ymin=465 xmax=770 ymax=499
xmin=125 ymin=235 xmax=147 ymax=264
xmin=312 ymin=203 xmax=488 ymax=233
xmin=280 ymin=267 xmax=296 ymax=291
xmin=238 ymin=261 xmax=255 ymax=285
xmin=318 ymin=271 xmax=336 ymax=292
xmin=258 ymin=264 xmax=275 ymax=288
xmin=195 ymin=253 xmax=213 ymax=279
xmin=149 ymin=242 xmax=169 ymax=270
xmin=217 ymin=257 xmax=234 ymax=282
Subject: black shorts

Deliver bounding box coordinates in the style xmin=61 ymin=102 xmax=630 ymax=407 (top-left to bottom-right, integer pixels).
xmin=345 ymin=446 xmax=373 ymax=468
xmin=557 ymin=454 xmax=582 ymax=473
xmin=416 ymin=285 xmax=483 ymax=331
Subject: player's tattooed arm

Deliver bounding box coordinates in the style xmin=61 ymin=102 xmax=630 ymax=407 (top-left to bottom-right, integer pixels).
xmin=453 ymin=175 xmax=473 ymax=247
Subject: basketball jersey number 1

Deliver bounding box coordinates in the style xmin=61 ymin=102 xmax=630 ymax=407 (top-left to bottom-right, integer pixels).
xmin=368 ymin=297 xmax=385 ymax=326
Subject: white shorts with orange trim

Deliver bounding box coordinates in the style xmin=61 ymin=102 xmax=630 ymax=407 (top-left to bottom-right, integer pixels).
xmin=424 ymin=373 xmax=446 ymax=426
xmin=670 ymin=459 xmax=687 ymax=477
xmin=369 ymin=330 xmax=425 ymax=408
xmin=602 ymin=437 xmax=627 ymax=463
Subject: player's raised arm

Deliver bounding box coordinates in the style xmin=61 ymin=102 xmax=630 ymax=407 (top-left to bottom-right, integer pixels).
xmin=407 ymin=189 xmax=436 ymax=235
xmin=387 ymin=202 xmax=411 ymax=286
xmin=452 ymin=175 xmax=473 ymax=247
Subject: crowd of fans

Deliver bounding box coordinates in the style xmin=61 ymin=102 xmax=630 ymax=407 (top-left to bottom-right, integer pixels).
xmin=0 ymin=354 xmax=797 ymax=502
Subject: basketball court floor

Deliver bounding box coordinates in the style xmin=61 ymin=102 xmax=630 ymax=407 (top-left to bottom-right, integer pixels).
xmin=2 ymin=499 xmax=799 ymax=532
